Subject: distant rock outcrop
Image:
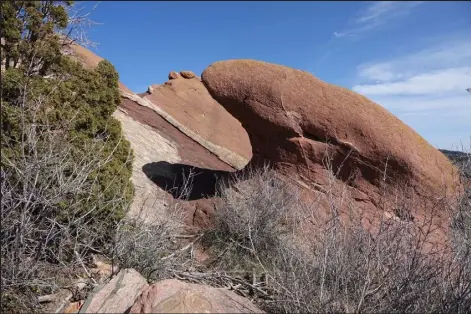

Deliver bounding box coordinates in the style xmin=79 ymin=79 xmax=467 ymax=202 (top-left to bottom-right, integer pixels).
xmin=202 ymin=59 xmax=461 ymax=220
xmin=66 ymin=42 xmax=461 ymax=238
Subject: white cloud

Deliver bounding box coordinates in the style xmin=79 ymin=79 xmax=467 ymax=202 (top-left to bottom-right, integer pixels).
xmin=367 ymin=94 xmax=471 ymax=115
xmin=351 ymin=37 xmax=471 ymax=150
xmin=357 ymin=40 xmax=471 ymax=83
xmin=354 ymin=67 xmax=471 ymax=96
xmin=357 ymin=63 xmax=397 ymax=82
xmin=333 ymin=31 xmax=348 ymax=38
xmin=334 ymin=1 xmax=423 ymax=39
xmin=355 ymin=1 xmax=396 ymax=23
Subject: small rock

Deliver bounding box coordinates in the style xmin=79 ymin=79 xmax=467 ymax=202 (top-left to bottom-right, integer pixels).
xmin=168 ymin=71 xmax=180 ymax=80
xmin=180 ymin=71 xmax=196 ymax=79
xmin=147 ymin=84 xmax=160 ymax=94
xmin=129 ymin=279 xmax=264 ymax=313
xmin=90 ymin=255 xmax=119 ymax=283
xmin=63 ymin=300 xmax=84 ymax=314
xmin=79 ymin=269 xmax=148 ymax=313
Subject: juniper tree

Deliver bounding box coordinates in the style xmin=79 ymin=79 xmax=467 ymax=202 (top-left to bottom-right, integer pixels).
xmin=1 ymin=2 xmax=134 ymax=311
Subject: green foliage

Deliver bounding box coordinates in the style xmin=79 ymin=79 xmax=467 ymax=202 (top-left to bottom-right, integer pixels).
xmin=1 ymin=2 xmax=134 ymax=311
xmin=2 ymin=57 xmax=134 ymax=226
xmin=1 ymin=1 xmax=71 ymax=75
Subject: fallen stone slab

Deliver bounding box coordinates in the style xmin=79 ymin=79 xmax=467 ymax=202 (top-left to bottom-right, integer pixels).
xmin=79 ymin=269 xmax=148 ymax=313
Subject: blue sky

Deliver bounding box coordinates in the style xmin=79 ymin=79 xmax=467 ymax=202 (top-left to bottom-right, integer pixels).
xmin=76 ymin=1 xmax=470 ymax=150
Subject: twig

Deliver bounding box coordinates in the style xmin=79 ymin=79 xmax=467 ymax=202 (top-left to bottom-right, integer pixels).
xmin=54 ymin=291 xmax=73 ymax=314
xmin=74 ymin=250 xmax=97 ymax=285
xmin=161 ymin=235 xmax=202 ymax=261
xmin=38 ymin=294 xmax=55 ymax=303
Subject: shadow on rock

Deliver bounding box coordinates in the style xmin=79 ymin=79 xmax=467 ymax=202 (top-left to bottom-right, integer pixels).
xmin=142 ymin=161 xmax=233 ymax=200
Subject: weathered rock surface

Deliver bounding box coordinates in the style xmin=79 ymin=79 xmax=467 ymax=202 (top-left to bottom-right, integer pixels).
xmin=65 ymin=43 xmax=250 ymax=227
xmin=79 ymin=269 xmax=148 ymax=314
xmin=143 ymin=78 xmax=252 ymax=169
xmin=180 ymin=70 xmax=196 ymax=79
xmin=66 ymin=42 xmax=133 ymax=94
xmin=117 ymin=96 xmax=234 ymax=225
xmin=68 ymin=42 xmax=251 ymax=171
xmin=129 ymin=279 xmax=264 ymax=313
xmin=66 ymin=44 xmax=175 ymax=221
xmin=182 ymin=198 xmax=221 ymax=229
xmin=202 ymin=59 xmax=461 ymax=220
xmin=147 ymin=84 xmax=160 ymax=94
xmin=142 ymin=74 xmax=252 ymax=170
xmin=169 ymin=71 xmax=180 ymax=80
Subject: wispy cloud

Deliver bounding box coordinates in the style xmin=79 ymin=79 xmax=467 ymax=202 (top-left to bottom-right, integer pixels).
xmin=354 ymin=67 xmax=471 ymax=96
xmin=351 ymin=37 xmax=471 ymax=149
xmin=356 ymin=1 xmax=397 ymax=23
xmin=356 ymin=39 xmax=471 ymax=83
xmin=334 ymin=1 xmax=423 ymax=39
xmin=353 ymin=39 xmax=471 ymax=97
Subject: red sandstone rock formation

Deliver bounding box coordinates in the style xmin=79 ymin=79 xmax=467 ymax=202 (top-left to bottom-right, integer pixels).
xmin=201 ymin=59 xmax=462 ymax=238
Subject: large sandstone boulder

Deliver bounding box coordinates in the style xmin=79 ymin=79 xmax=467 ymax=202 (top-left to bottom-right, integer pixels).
xmin=201 ymin=59 xmax=460 ymax=216
xmin=79 ymin=269 xmax=148 ymax=313
xmin=129 ymin=279 xmax=264 ymax=313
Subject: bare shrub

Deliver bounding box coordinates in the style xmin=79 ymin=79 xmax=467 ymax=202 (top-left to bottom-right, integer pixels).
xmin=202 ymin=164 xmax=302 ymax=271
xmin=1 ymin=115 xmax=133 ymax=311
xmin=62 ymin=1 xmax=103 ymax=48
xmin=112 ymin=197 xmax=195 ymax=281
xmin=268 ymin=205 xmax=471 ymax=313
xmin=200 ymin=158 xmax=471 ymax=313
xmin=450 ymin=144 xmax=471 ymax=256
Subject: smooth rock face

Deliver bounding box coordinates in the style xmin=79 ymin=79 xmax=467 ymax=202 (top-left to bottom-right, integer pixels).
xmin=79 ymin=269 xmax=148 ymax=313
xmin=143 ymin=74 xmax=252 ymax=170
xmin=201 ymin=59 xmax=460 ymax=208
xmin=117 ymin=95 xmax=234 ymax=227
xmin=129 ymin=279 xmax=264 ymax=313
xmin=112 ymin=105 xmax=181 ymax=223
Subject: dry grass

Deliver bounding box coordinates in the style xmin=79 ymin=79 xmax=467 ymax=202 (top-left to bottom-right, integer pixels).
xmin=196 ymin=151 xmax=471 ymax=313
xmin=3 ymin=105 xmax=468 ymax=314
xmin=449 ymin=145 xmax=471 ymax=259
xmin=201 ymin=164 xmax=302 ymax=271
xmin=112 ymin=198 xmax=194 ymax=282
xmin=0 ymin=119 xmax=133 ymax=312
